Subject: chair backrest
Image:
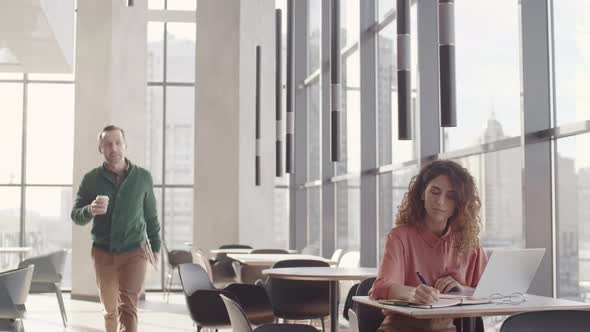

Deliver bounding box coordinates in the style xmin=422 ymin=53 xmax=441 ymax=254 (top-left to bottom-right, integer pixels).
xmin=192 ymin=248 xmax=214 ymax=282
xmin=267 ymin=259 xmax=330 ymax=319
xmin=0 ymin=265 xmax=34 ymax=319
xmin=300 ymin=244 xmax=319 ymax=255
xmin=18 ymin=249 xmax=68 ymax=283
xmin=343 ymin=283 xmax=360 ymax=321
xmin=353 ymin=277 xmax=384 ymax=332
xmin=500 ymin=310 xmax=590 ymax=332
xmin=330 ymin=248 xmax=343 ymax=263
xmin=338 ymin=251 xmax=361 ymax=307
xmin=178 ymin=263 xmax=214 ymax=296
xmin=348 ymin=308 xmax=360 ymax=332
xmin=219 ymin=244 xmax=253 ymax=250
xmin=166 ymin=249 xmax=193 ymax=267
xmin=338 ymin=251 xmax=360 ymax=268
xmin=220 ymin=294 xmax=254 ymax=332
xmin=251 ymin=249 xmax=289 ymax=254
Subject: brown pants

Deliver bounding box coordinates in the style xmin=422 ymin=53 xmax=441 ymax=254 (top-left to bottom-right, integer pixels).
xmin=92 ymin=246 xmax=147 ymax=332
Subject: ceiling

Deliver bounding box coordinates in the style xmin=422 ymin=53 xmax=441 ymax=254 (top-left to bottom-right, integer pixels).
xmin=0 ymin=0 xmax=74 ymax=73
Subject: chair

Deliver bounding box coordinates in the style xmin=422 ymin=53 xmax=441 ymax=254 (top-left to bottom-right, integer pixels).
xmin=353 ymin=277 xmax=384 ymax=332
xmin=178 ymin=263 xmax=274 ymax=331
xmin=500 ymin=310 xmax=590 ymax=332
xmin=163 ymin=243 xmax=193 ymax=302
xmin=219 ymin=244 xmax=253 ymax=250
xmin=330 ymin=249 xmax=343 ymax=264
xmin=233 ymin=249 xmax=290 ymax=284
xmin=342 ymin=283 xmax=360 ymax=321
xmin=348 ymin=309 xmax=359 ymax=332
xmin=0 ymin=265 xmax=35 ymax=332
xmin=261 ymin=259 xmax=330 ymax=330
xmin=301 ymin=244 xmax=320 ymax=255
xmin=18 ymin=250 xmax=68 ymax=327
xmin=192 ymin=248 xmax=214 ymax=282
xmin=251 ymin=249 xmax=289 ymax=254
xmin=211 ymin=244 xmax=253 ymax=285
xmin=220 ymin=294 xmax=318 ymax=332
xmin=338 ymin=251 xmax=360 ymax=312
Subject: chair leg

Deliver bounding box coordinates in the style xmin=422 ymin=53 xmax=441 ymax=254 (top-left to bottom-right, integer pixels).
xmin=54 ymin=284 xmax=68 ymax=327
xmin=320 ymin=317 xmax=325 ymax=332
xmin=163 ymin=272 xmax=170 ymax=300
xmin=165 ymin=268 xmax=175 ymax=303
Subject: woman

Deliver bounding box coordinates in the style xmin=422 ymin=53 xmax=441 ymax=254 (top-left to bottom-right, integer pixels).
xmin=370 ymin=160 xmax=488 ymax=332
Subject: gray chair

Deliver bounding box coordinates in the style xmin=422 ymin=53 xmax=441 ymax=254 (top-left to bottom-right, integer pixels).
xmin=348 ymin=309 xmax=359 ymax=332
xmin=259 ymin=259 xmax=330 ymax=330
xmin=192 ymin=248 xmax=214 ymax=282
xmin=163 ymin=243 xmax=193 ymax=302
xmin=220 ymin=294 xmax=318 ymax=332
xmin=232 ymin=249 xmax=289 ymax=284
xmin=178 ymin=263 xmax=275 ymax=332
xmin=0 ymin=265 xmax=35 ymax=332
xmin=500 ymin=310 xmax=590 ymax=332
xmin=353 ymin=277 xmax=384 ymax=332
xmin=211 ymin=244 xmax=253 ymax=285
xmin=18 ymin=249 xmax=68 ymax=327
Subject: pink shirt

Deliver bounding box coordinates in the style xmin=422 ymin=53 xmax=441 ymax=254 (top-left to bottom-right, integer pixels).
xmin=370 ymin=224 xmax=488 ymax=300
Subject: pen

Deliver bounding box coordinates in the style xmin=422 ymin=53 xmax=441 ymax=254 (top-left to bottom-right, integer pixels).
xmin=416 ymin=272 xmax=429 ymax=286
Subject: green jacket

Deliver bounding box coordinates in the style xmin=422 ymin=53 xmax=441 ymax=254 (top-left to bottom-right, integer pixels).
xmin=71 ymin=160 xmax=161 ymax=253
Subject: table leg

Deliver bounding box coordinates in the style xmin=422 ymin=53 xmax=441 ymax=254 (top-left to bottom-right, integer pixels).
xmin=329 ymin=280 xmax=338 ymax=332
xmin=459 ymin=317 xmax=476 ymax=332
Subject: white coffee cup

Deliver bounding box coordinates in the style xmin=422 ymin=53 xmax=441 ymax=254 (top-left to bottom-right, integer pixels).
xmin=96 ymin=195 xmax=109 ymax=213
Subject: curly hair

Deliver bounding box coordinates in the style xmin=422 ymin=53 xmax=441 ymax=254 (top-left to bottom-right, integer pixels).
xmin=395 ymin=160 xmax=482 ymax=255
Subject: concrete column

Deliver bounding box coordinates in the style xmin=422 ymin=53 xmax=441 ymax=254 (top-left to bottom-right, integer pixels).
xmin=72 ymin=0 xmax=147 ymax=300
xmin=195 ymin=0 xmax=276 ymax=252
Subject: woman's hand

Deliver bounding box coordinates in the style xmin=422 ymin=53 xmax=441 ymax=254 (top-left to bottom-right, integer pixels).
xmin=434 ymin=276 xmax=464 ymax=293
xmin=409 ymin=284 xmax=440 ymax=304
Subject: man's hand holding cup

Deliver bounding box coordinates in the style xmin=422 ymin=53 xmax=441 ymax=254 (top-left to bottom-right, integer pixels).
xmin=91 ymin=195 xmax=109 ymax=216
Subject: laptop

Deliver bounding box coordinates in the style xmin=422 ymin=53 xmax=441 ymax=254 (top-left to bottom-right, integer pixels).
xmin=468 ymin=248 xmax=545 ymax=299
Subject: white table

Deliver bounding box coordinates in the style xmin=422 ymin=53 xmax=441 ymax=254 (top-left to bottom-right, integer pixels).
xmin=228 ymin=254 xmax=336 ymax=266
xmin=0 ymin=247 xmax=32 ymax=270
xmin=263 ymin=267 xmax=377 ymax=332
xmin=0 ymin=247 xmax=32 ymax=254
xmin=210 ymin=248 xmax=298 ymax=255
xmin=353 ymin=295 xmax=590 ymax=331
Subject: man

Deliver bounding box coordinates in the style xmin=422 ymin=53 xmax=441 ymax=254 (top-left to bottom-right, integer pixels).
xmin=71 ymin=125 xmax=161 ymax=332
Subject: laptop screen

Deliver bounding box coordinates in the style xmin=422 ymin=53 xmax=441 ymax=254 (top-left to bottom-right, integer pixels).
xmin=472 ymin=248 xmax=545 ymax=299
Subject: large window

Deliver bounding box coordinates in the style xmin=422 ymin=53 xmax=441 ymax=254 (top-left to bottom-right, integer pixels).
xmin=291 ymin=2 xmax=590 ymax=313
xmin=553 ymin=1 xmax=590 ymax=303
xmin=553 ymin=1 xmax=590 ymax=125
xmin=453 ymin=149 xmax=524 ymax=249
xmin=442 ymin=0 xmax=522 ymax=151
xmin=146 ymin=4 xmax=196 ymax=289
xmin=556 ymin=134 xmax=590 ymax=302
xmin=0 ymin=75 xmax=75 ymax=288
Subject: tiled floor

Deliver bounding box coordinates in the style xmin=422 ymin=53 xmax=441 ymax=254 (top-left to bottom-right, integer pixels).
xmin=21 ymin=293 xmax=351 ymax=332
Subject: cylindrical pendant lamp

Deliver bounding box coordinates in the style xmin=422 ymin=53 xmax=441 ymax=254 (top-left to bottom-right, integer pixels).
xmin=275 ymin=9 xmax=283 ymax=177
xmin=397 ymin=0 xmax=412 ymax=140
xmin=439 ymin=0 xmax=457 ymax=127
xmin=255 ymin=46 xmax=261 ymax=186
xmin=285 ymin=0 xmax=294 ymax=173
xmin=330 ymin=0 xmax=342 ymax=161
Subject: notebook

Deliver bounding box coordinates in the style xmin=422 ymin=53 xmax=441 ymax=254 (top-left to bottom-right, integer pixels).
xmin=378 ymin=294 xmax=489 ymax=309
